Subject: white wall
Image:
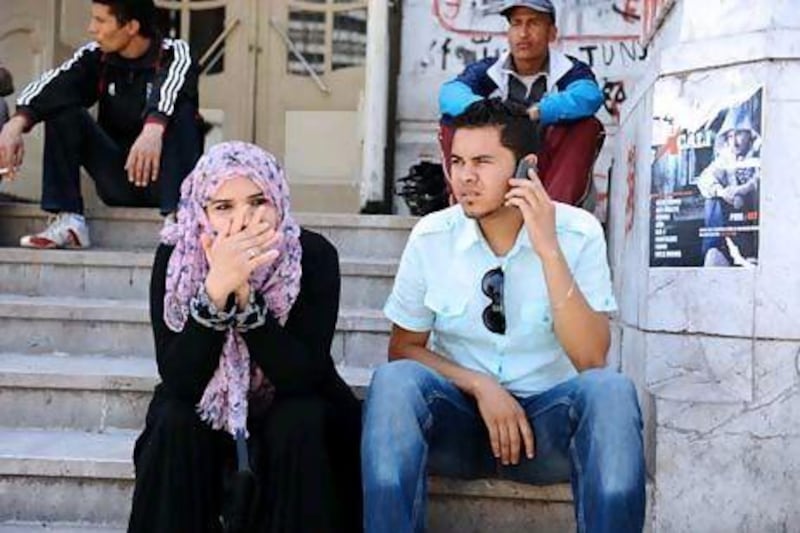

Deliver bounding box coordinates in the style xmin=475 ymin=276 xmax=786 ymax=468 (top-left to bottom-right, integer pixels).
xmin=609 ymin=0 xmax=800 ymax=529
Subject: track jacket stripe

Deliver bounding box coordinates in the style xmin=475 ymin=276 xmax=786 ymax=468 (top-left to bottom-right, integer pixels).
xmin=18 ymin=42 xmax=100 ymax=106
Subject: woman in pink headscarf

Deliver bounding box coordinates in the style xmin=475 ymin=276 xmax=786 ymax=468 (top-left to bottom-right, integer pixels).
xmin=127 ymin=141 xmax=362 ymax=533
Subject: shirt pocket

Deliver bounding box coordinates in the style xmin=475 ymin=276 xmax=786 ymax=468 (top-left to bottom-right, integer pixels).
xmin=520 ymin=299 xmax=554 ymax=334
xmin=424 ymin=289 xmax=470 ymax=333
xmin=518 ymin=300 xmax=559 ymax=352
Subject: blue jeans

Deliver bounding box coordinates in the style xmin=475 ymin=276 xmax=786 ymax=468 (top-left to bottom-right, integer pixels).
xmin=361 ymin=360 xmax=645 ymax=533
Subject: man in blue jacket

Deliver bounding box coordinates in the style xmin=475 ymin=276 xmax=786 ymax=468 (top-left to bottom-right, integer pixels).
xmin=439 ymin=0 xmax=604 ymax=207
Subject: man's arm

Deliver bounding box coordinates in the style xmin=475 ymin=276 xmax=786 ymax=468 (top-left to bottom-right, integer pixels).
xmin=143 ymin=38 xmax=197 ymax=126
xmin=535 ymin=79 xmax=603 ymax=124
xmin=15 ymin=42 xmax=101 ymax=130
xmin=540 ymin=242 xmax=611 ymax=369
xmin=388 ymin=326 xmax=488 ymax=394
xmin=506 ymin=169 xmax=613 ymax=370
xmin=696 ymin=159 xmax=726 ymax=198
xmin=127 ymin=39 xmax=197 ymax=188
xmin=388 ymin=325 xmax=535 ymax=465
xmin=439 ymin=57 xmax=499 ymax=118
xmin=0 ymin=42 xmax=101 ymax=176
xmin=536 ymin=58 xmax=603 ymax=125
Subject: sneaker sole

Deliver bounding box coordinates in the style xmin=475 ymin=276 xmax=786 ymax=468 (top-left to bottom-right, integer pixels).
xmin=19 ymin=229 xmax=90 ymax=249
xmin=20 ymin=237 xmax=60 ymax=249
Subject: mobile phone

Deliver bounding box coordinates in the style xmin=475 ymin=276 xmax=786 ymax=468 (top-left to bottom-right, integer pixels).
xmin=514 ymin=157 xmax=536 ymax=180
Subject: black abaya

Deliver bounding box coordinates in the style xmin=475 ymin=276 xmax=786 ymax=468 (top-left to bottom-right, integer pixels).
xmin=128 ymin=229 xmax=363 ymax=533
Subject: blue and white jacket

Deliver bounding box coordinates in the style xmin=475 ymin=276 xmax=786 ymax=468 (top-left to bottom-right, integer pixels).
xmin=439 ymin=49 xmax=602 ymax=125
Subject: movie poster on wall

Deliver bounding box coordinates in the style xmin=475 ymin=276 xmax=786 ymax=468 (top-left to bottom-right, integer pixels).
xmin=650 ymin=83 xmax=763 ymax=268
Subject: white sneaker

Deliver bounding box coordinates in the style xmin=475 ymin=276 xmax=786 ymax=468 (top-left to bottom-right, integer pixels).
xmin=20 ymin=212 xmax=91 ymax=249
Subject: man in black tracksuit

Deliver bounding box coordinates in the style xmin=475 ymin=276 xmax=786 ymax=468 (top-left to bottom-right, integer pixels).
xmin=0 ymin=0 xmax=201 ymax=248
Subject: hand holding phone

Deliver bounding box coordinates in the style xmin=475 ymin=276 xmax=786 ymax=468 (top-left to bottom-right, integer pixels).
xmin=506 ymin=154 xmax=558 ymax=258
xmin=514 ymin=156 xmax=537 ymax=180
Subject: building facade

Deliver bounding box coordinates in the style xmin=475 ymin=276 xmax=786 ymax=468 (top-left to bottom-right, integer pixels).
xmin=608 ymin=0 xmax=800 ymax=530
xmin=0 ymin=0 xmax=378 ymax=212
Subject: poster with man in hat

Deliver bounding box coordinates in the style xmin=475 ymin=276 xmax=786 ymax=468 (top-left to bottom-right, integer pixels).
xmin=649 ymin=84 xmax=762 ymax=267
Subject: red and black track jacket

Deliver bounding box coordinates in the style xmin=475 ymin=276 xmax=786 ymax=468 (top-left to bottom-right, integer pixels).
xmin=15 ymin=36 xmax=198 ymax=147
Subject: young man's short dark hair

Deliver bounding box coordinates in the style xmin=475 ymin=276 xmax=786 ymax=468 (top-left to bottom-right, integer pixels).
xmin=93 ymin=0 xmax=157 ymax=38
xmin=451 ymin=97 xmax=541 ymax=162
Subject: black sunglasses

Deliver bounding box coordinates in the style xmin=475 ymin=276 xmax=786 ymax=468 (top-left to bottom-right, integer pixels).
xmin=481 ymin=267 xmax=506 ymax=334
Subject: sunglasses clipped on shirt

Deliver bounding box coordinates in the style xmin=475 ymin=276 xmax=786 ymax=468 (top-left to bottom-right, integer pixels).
xmin=481 ymin=267 xmax=506 ymax=334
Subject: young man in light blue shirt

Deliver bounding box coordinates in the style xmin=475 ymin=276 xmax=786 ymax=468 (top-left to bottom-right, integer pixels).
xmin=362 ymin=98 xmax=645 ymax=532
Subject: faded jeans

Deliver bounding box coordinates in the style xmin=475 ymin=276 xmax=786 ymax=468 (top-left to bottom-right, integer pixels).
xmin=361 ymin=360 xmax=645 ymax=533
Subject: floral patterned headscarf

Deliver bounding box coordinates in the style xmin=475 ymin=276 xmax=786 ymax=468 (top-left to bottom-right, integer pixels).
xmin=161 ymin=141 xmax=302 ymax=435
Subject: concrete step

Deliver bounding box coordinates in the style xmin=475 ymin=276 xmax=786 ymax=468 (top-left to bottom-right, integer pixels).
xmin=0 ymin=295 xmax=390 ymax=367
xmin=0 ymin=247 xmax=397 ymax=309
xmin=0 ymin=353 xmax=155 ymax=432
xmin=0 ymin=352 xmax=373 ymax=432
xmin=0 ymin=429 xmax=135 ymax=526
xmin=0 ymin=428 xmax=591 ymax=531
xmin=0 ymin=203 xmax=416 ymax=259
xmin=0 ymin=524 xmax=123 ymax=532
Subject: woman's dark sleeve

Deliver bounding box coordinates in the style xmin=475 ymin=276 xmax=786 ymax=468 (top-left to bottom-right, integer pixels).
xmin=150 ymin=244 xmax=227 ymax=403
xmin=242 ymin=232 xmax=340 ymax=395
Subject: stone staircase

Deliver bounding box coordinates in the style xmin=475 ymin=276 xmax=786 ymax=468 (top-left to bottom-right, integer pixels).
xmin=0 ymin=202 xmax=638 ymax=532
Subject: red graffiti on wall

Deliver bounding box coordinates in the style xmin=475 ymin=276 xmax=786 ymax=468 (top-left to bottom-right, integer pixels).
xmin=642 ymin=0 xmax=676 ymax=41
xmin=440 ymin=0 xmax=462 ymax=20
xmin=653 ymin=131 xmax=679 ymax=161
xmin=624 ymin=145 xmax=636 ymax=235
xmin=603 ymin=80 xmax=627 ymax=123
xmin=431 ymin=0 xmax=640 ymax=42
xmin=432 ymin=0 xmax=503 ymax=38
xmin=612 ymin=0 xmax=642 ymax=23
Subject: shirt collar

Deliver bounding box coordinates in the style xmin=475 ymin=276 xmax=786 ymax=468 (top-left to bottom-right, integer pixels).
xmin=493 ymin=48 xmax=574 ymax=93
xmin=500 ymin=51 xmax=549 ymax=82
xmin=516 ymin=225 xmax=533 ymax=249
xmin=106 ymin=37 xmax=161 ymax=68
xmin=504 ymin=225 xmax=533 ymax=264
xmin=453 ymin=209 xmax=533 ymax=256
xmin=455 ymin=214 xmax=482 ymax=252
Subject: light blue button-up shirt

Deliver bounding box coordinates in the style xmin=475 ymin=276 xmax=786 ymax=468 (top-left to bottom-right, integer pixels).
xmin=384 ymin=203 xmax=617 ymax=397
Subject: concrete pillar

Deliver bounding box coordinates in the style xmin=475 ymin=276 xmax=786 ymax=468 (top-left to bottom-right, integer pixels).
xmin=360 ymin=0 xmax=390 ymax=208
xmin=608 ymin=1 xmax=800 ymax=530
